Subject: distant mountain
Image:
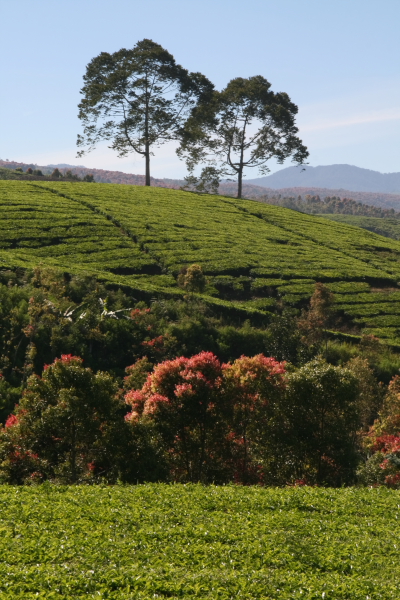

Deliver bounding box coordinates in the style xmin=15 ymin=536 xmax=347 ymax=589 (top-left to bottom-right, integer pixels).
xmin=47 ymin=163 xmax=87 ymax=169
xmin=246 ymin=164 xmax=400 ymax=194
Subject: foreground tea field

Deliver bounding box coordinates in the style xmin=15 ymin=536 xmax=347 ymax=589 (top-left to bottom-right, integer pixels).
xmin=0 ymin=485 xmax=399 ymax=599
xmin=2 ymin=180 xmax=400 ymax=343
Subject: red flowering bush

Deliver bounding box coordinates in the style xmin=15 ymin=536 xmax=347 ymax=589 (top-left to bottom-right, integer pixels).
xmin=0 ymin=355 xmax=126 ymax=484
xmin=124 ymin=352 xmax=287 ymax=483
xmin=125 ymin=351 xmax=226 ymax=482
xmin=223 ymin=355 xmax=286 ymax=483
xmin=358 ymin=377 xmax=400 ymax=488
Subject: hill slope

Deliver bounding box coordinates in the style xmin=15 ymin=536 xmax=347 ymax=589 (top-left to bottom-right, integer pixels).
xmin=2 ymin=180 xmax=400 ymax=344
xmin=3 ymin=160 xmax=400 ymax=209
xmin=318 ymin=214 xmax=400 ymax=241
xmin=247 ymin=164 xmax=400 ymax=194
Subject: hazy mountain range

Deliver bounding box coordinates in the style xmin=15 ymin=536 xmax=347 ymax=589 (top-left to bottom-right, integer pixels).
xmin=246 ymin=164 xmax=400 ymax=194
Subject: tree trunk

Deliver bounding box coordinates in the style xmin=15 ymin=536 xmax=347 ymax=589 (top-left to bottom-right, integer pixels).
xmin=145 ymin=141 xmax=150 ymax=186
xmin=237 ymin=169 xmax=243 ymax=199
xmin=144 ymin=77 xmax=151 ymax=186
xmin=237 ymin=134 xmax=245 ymax=199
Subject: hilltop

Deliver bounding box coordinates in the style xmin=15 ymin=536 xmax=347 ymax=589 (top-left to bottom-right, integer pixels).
xmin=3 ymin=159 xmax=400 ymax=209
xmin=2 ymin=180 xmax=400 ymax=345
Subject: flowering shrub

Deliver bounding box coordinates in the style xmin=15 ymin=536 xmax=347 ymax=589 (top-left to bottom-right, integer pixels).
xmin=125 ymin=351 xmax=226 ymax=482
xmin=358 ymin=376 xmax=400 ymax=488
xmin=125 ymin=352 xmax=287 ymax=483
xmin=223 ymin=355 xmax=286 ymax=483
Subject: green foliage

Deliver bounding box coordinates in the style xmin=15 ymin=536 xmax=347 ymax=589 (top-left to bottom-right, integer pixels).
xmin=77 ymin=39 xmax=213 ymax=184
xmin=3 ymin=180 xmax=400 ymax=344
xmin=0 ymin=485 xmax=399 ymax=598
xmin=321 ymin=214 xmax=400 ymax=240
xmin=264 ymin=194 xmax=400 ymax=220
xmin=0 ymin=355 xmax=126 ymax=484
xmin=82 ymin=173 xmax=94 ymax=182
xmin=283 ymin=359 xmax=360 ymax=485
xmin=179 ymin=75 xmax=308 ymax=198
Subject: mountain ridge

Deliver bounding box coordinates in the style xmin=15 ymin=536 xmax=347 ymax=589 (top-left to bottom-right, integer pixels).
xmin=246 ymin=164 xmax=400 ymax=194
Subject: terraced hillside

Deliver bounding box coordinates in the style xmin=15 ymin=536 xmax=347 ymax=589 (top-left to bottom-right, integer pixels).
xmin=319 ymin=214 xmax=400 ymax=241
xmin=2 ymin=180 xmax=400 ymax=344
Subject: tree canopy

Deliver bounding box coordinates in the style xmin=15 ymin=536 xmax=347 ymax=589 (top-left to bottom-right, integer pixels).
xmin=77 ymin=39 xmax=213 ymax=185
xmin=178 ymin=76 xmax=309 ymax=198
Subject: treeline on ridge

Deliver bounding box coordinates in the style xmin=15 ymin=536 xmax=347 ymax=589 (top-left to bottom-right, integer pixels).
xmin=0 ymin=166 xmax=95 ymax=183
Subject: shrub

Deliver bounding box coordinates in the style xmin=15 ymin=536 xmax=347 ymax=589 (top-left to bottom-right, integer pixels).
xmin=178 ymin=264 xmax=206 ymax=293
xmin=358 ymin=376 xmax=400 ymax=488
xmin=83 ymin=173 xmax=95 ymax=182
xmin=283 ymin=358 xmax=360 ymax=486
xmin=125 ymin=351 xmax=287 ymax=484
xmin=223 ymin=354 xmax=286 ymax=484
xmin=125 ymin=351 xmax=227 ymax=483
xmin=0 ymin=355 xmax=126 ymax=484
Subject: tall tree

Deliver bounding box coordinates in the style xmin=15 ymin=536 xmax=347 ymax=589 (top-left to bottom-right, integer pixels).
xmin=77 ymin=39 xmax=213 ymax=185
xmin=178 ymin=76 xmax=309 ymax=198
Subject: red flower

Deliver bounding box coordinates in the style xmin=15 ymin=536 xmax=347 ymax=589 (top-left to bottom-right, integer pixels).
xmin=125 ymin=390 xmax=146 ymax=414
xmin=143 ymin=394 xmax=170 ymax=416
xmin=142 ymin=335 xmax=165 ymax=349
xmin=5 ymin=414 xmax=18 ymax=428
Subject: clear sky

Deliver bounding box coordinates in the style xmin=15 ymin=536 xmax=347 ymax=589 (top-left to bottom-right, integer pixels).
xmin=1 ymin=0 xmax=399 ymax=179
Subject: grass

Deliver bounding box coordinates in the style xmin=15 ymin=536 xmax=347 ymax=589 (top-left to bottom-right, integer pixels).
xmin=0 ymin=484 xmax=399 ymax=599
xmin=2 ymin=180 xmax=400 ymax=342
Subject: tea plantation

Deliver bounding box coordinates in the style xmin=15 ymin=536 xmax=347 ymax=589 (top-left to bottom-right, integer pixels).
xmin=2 ymin=180 xmax=400 ymax=343
xmin=0 ymin=484 xmax=399 ymax=599
xmin=319 ymin=214 xmax=400 ymax=241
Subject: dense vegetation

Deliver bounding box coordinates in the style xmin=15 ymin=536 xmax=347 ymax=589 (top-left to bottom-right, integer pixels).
xmin=1 ymin=182 xmax=400 ymax=485
xmin=1 ymin=485 xmax=399 ymax=599
xmin=0 ymin=166 xmax=94 ymax=183
xmin=3 ymin=180 xmax=400 ymax=346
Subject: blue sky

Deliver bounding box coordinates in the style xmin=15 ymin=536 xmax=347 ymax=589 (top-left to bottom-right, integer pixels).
xmin=1 ymin=0 xmax=399 ymax=179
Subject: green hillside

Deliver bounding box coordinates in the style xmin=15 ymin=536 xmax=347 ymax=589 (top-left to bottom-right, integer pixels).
xmin=2 ymin=180 xmax=400 ymax=344
xmin=0 ymin=167 xmax=26 ymax=180
xmin=319 ymin=213 xmax=400 ymax=241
